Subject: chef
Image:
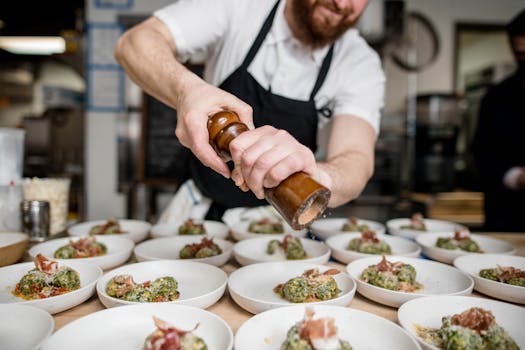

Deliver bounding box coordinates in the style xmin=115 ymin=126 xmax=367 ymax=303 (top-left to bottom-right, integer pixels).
xmin=115 ymin=0 xmax=385 ymax=221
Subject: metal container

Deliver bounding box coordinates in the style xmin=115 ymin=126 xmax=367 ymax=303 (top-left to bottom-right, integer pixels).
xmin=21 ymin=200 xmax=50 ymax=242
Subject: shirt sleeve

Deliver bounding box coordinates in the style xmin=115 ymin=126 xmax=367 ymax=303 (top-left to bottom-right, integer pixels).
xmin=330 ymin=35 xmax=385 ymax=134
xmin=153 ymin=0 xmax=234 ymax=63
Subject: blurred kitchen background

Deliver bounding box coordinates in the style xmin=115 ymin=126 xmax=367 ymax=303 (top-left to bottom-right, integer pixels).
xmin=0 ymin=0 xmax=523 ymax=230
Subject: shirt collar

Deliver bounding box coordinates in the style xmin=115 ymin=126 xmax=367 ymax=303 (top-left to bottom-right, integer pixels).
xmin=267 ymin=0 xmax=330 ymax=66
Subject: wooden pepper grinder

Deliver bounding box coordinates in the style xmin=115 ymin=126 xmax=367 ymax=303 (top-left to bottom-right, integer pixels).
xmin=208 ymin=111 xmax=331 ymax=230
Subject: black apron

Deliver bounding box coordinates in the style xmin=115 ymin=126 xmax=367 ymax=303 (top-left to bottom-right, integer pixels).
xmin=189 ymin=0 xmax=334 ymax=220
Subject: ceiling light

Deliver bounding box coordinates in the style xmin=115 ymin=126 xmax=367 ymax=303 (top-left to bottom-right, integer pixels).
xmin=0 ymin=36 xmax=66 ymax=55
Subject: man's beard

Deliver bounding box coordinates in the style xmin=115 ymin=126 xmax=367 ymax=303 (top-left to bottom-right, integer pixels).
xmin=290 ymin=0 xmax=358 ymax=48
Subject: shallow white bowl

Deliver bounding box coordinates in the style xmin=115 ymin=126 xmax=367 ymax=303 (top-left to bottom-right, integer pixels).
xmin=326 ymin=233 xmax=421 ymax=264
xmin=0 ymin=304 xmax=54 ymax=350
xmin=233 ymin=236 xmax=331 ymax=266
xmin=68 ymin=219 xmax=151 ymax=243
xmin=96 ymin=260 xmax=227 ymax=309
xmin=309 ymin=217 xmax=386 ymax=241
xmin=346 ymin=255 xmax=473 ymax=308
xmin=416 ymin=232 xmax=516 ymax=264
xmin=0 ymin=260 xmax=102 ymax=314
xmin=228 ymin=262 xmax=356 ymax=314
xmin=386 ymin=218 xmax=464 ymax=240
xmin=42 ymin=303 xmax=233 ymax=350
xmin=150 ymin=220 xmax=229 ymax=239
xmin=235 ymin=304 xmax=421 ymax=350
xmin=134 ymin=236 xmax=233 ymax=267
xmin=29 ymin=235 xmax=134 ymax=270
xmin=230 ymin=220 xmax=307 ymax=241
xmin=454 ymin=254 xmax=525 ymax=304
xmin=398 ymin=296 xmax=525 ymax=350
xmin=0 ymin=232 xmax=29 ymax=267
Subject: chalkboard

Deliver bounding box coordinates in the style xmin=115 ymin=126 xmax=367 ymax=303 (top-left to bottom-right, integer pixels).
xmin=138 ymin=94 xmax=190 ymax=185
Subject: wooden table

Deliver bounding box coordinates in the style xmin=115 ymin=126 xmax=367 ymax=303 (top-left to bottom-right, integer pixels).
xmin=52 ymin=233 xmax=525 ymax=333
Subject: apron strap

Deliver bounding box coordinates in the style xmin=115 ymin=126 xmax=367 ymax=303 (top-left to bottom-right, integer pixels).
xmin=241 ymin=0 xmax=281 ymax=69
xmin=309 ymin=44 xmax=334 ymax=100
xmin=241 ymin=0 xmax=334 ymax=102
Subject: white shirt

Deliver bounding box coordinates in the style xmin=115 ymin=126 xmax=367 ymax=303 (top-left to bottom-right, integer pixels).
xmin=154 ymin=0 xmax=385 ymax=134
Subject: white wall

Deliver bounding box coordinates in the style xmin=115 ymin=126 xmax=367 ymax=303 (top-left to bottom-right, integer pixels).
xmin=85 ymin=0 xmax=173 ymax=220
xmin=384 ymin=0 xmax=524 ymax=114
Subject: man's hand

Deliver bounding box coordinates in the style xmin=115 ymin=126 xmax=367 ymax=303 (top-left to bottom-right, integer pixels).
xmin=114 ymin=16 xmax=254 ymax=179
xmin=173 ymin=78 xmax=254 ymax=178
xmin=228 ymin=126 xmax=324 ymax=199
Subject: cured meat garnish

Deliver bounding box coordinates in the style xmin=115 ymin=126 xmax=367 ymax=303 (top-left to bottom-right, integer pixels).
xmin=92 ymin=219 xmax=126 ymax=235
xmin=410 ymin=213 xmax=425 ymax=230
xmin=454 ymin=229 xmax=471 ymax=241
xmin=450 ymin=307 xmax=495 ymax=333
xmin=375 ymin=255 xmax=404 ymax=273
xmin=185 ymin=237 xmax=218 ymax=256
xmin=299 ymin=308 xmax=337 ymax=342
xmin=112 ymin=274 xmax=137 ymax=297
xmin=303 ymin=268 xmax=340 ymax=279
xmin=153 ymin=316 xmax=196 ymax=335
xmin=35 ymin=254 xmax=58 ymax=274
xmin=70 ymin=236 xmax=96 ymax=250
xmin=144 ymin=316 xmax=199 ymax=350
xmin=361 ymin=230 xmax=379 ymax=243
xmin=282 ymin=234 xmax=294 ymax=250
xmin=498 ymin=265 xmax=525 ymax=281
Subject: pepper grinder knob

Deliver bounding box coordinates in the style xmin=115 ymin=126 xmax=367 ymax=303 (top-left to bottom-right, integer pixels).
xmin=207 ymin=111 xmax=331 ymax=230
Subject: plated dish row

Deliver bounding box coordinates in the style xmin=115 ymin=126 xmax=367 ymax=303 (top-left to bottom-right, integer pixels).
xmin=12 ymin=234 xmax=524 ymax=316
xmin=4 ymin=251 xmax=522 ymax=317
xmin=1 ymin=247 xmax=519 ymax=348
xmin=6 ymin=295 xmax=525 ymax=350
xmin=66 ymin=217 xmax=305 ymax=242
xmin=62 ymin=212 xmax=460 ymax=245
xmin=26 ymin=226 xmax=517 ymax=274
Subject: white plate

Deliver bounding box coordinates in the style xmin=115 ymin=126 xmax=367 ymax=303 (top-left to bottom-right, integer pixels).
xmin=0 ymin=260 xmax=102 ymax=314
xmin=96 ymin=260 xmax=227 ymax=309
xmin=326 ymin=233 xmax=421 ymax=264
xmin=228 ymin=262 xmax=356 ymax=314
xmin=416 ymin=232 xmax=516 ymax=264
xmin=309 ymin=217 xmax=386 ymax=241
xmin=398 ymin=296 xmax=525 ymax=350
xmin=346 ymin=256 xmax=473 ymax=307
xmin=386 ymin=218 xmax=464 ymax=240
xmin=454 ymin=254 xmax=525 ymax=304
xmin=233 ymin=235 xmax=331 ymax=266
xmin=68 ymin=219 xmax=151 ymax=243
xmin=28 ymin=236 xmax=134 ymax=270
xmin=0 ymin=304 xmax=54 ymax=350
xmin=235 ymin=304 xmax=421 ymax=350
xmin=150 ymin=220 xmax=229 ymax=239
xmin=134 ymin=236 xmax=233 ymax=267
xmin=42 ymin=303 xmax=233 ymax=350
xmin=230 ymin=220 xmax=307 ymax=241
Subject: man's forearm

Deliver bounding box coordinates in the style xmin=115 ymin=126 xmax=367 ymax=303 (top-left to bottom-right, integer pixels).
xmin=114 ymin=17 xmax=199 ymax=110
xmin=317 ymin=150 xmax=374 ymax=207
xmin=315 ymin=115 xmax=376 ymax=207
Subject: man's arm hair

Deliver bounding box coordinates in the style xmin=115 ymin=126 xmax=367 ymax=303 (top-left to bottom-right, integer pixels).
xmin=317 ymin=115 xmax=376 ymax=207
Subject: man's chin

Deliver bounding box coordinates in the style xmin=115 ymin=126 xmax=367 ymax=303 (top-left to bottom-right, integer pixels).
xmin=291 ymin=0 xmax=357 ymax=48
